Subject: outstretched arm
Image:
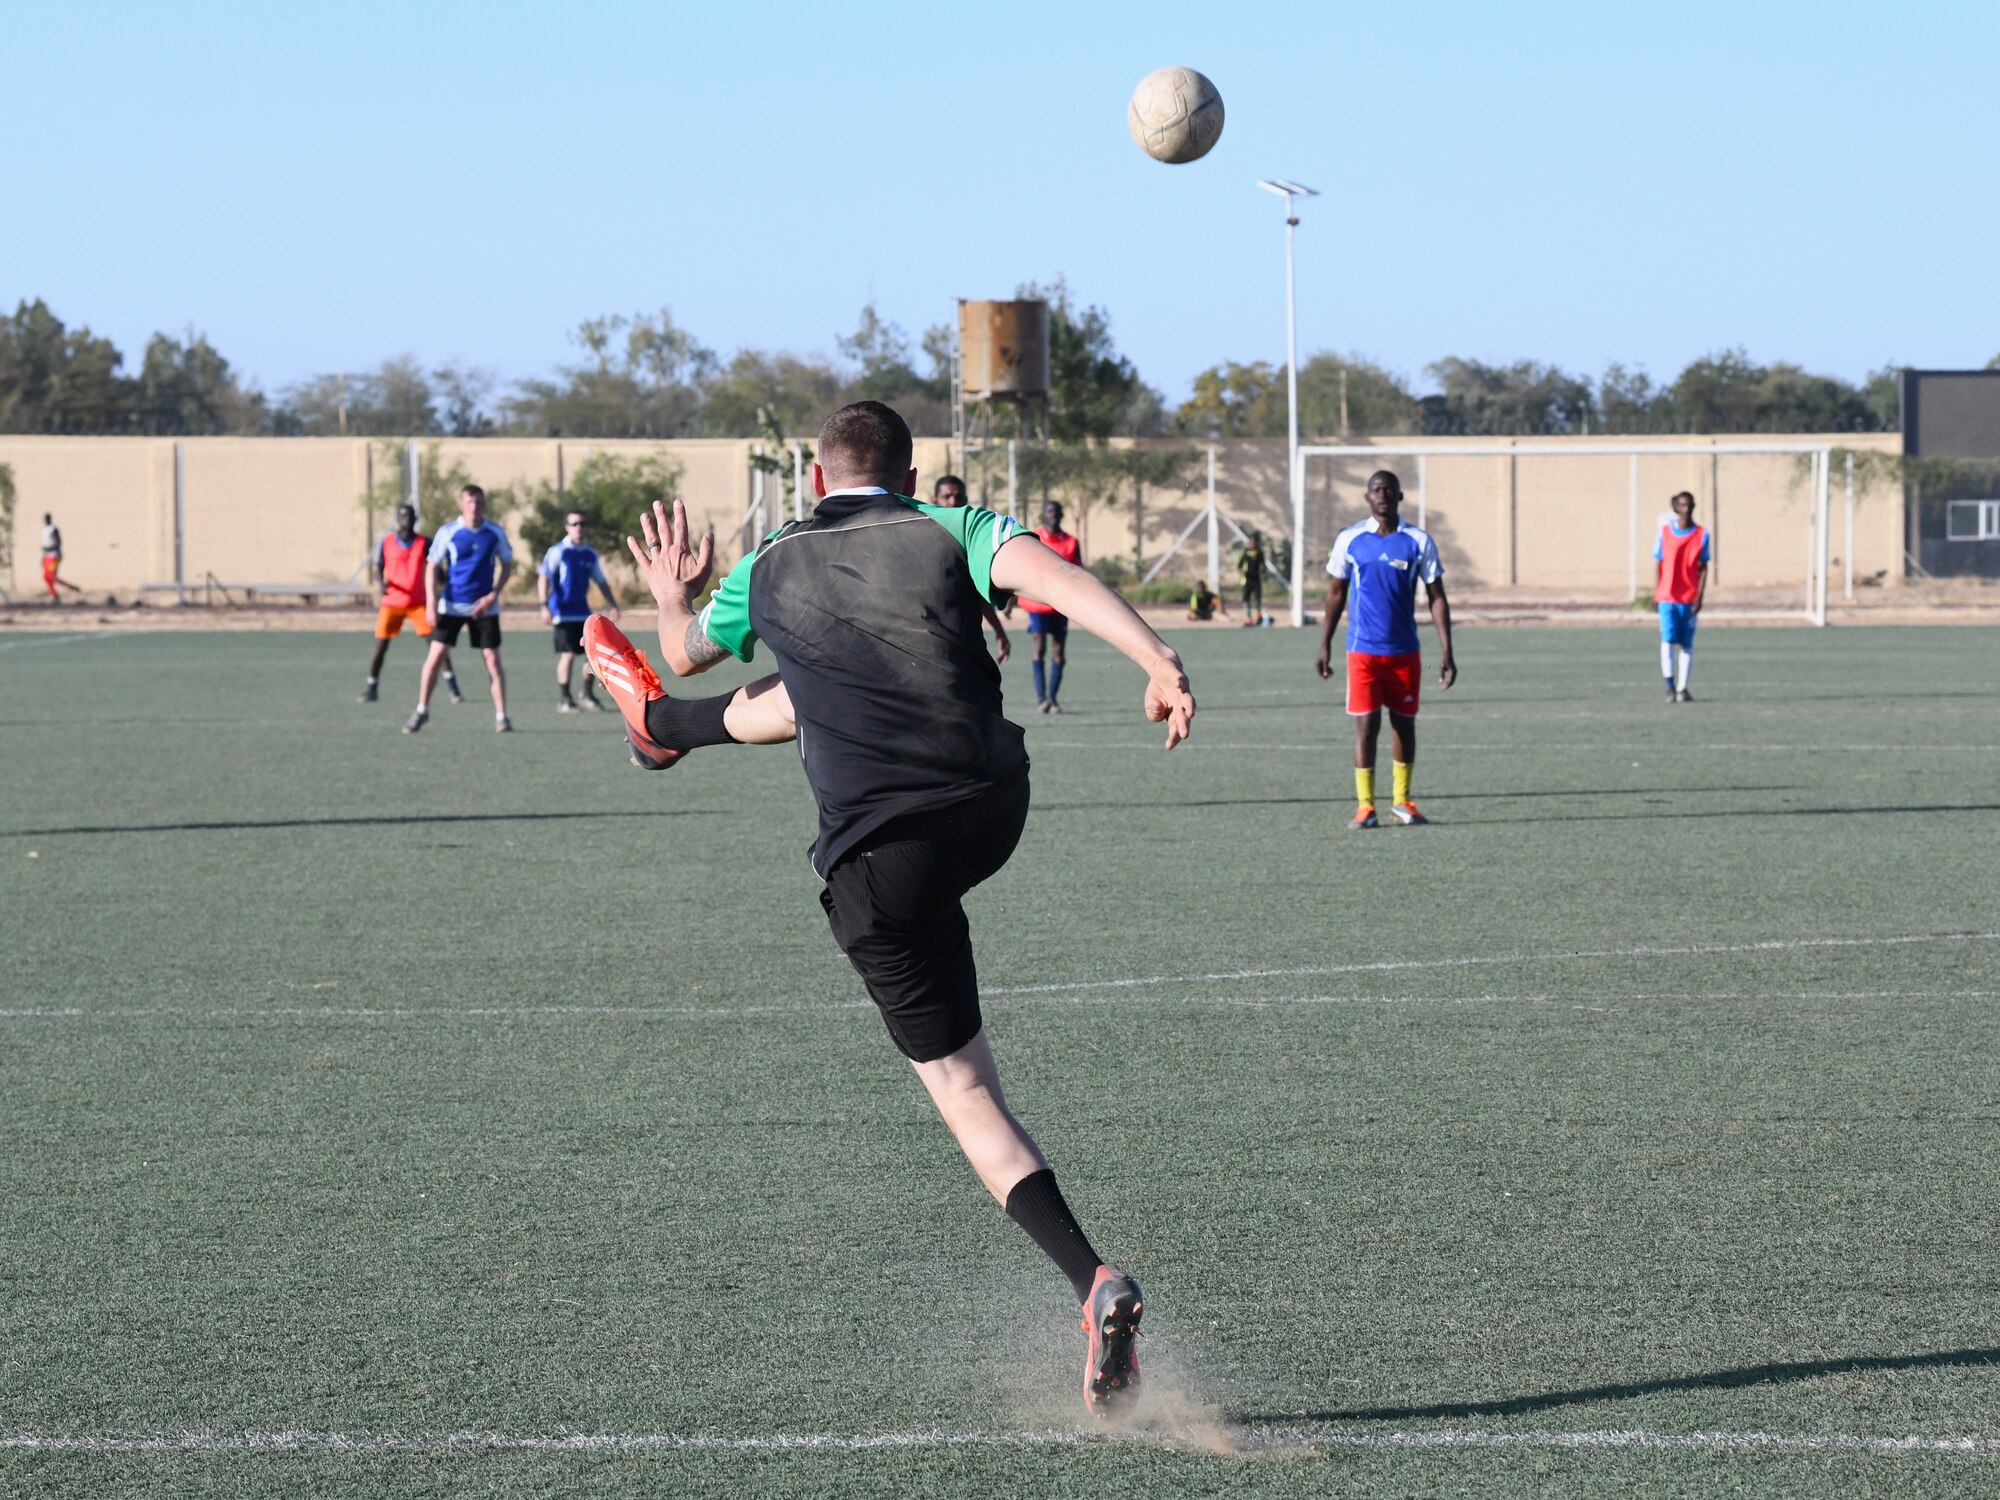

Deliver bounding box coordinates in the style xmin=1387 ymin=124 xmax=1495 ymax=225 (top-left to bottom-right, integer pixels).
xmin=990 ymin=536 xmax=1194 ymax=748
xmin=626 ymin=499 xmax=727 ymax=676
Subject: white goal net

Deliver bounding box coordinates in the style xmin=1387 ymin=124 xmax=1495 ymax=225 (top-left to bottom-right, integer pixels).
xmin=1290 ymin=442 xmax=1836 ymax=625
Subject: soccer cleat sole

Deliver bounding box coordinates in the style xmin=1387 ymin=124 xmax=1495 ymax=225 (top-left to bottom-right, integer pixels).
xmin=1083 ymin=1270 xmax=1144 ymax=1415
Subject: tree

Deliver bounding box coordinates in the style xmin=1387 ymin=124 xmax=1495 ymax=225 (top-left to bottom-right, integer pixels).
xmin=0 ymin=299 xmax=129 ymax=433
xmin=1109 ymin=444 xmax=1202 ymax=577
xmin=505 ymin=309 xmax=715 ymax=437
xmin=700 ymin=348 xmax=845 ymax=440
xmin=1017 ymin=278 xmax=1165 ymax=440
xmin=361 ymin=441 xmax=515 ymax=537
xmin=133 ymin=331 xmax=265 ymax=435
xmin=1421 ymin=357 xmax=1594 ymax=436
xmin=0 ymin=461 xmax=15 ymax=591
xmin=1177 ymin=353 xmax=1421 ymax=437
xmin=516 ymin=451 xmax=682 ymax=596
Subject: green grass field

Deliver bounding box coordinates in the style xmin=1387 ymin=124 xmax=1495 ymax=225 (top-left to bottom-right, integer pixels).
xmin=3 ymin=622 xmax=1997 ymax=1499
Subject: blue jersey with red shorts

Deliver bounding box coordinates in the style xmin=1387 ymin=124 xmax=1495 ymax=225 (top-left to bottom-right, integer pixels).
xmin=1329 ymin=520 xmax=1442 ymax=716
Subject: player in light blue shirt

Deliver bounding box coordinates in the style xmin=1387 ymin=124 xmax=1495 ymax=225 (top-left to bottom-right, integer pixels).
xmin=1314 ymin=469 xmax=1457 ymax=828
xmin=406 ymin=484 xmax=517 ymax=735
xmin=538 ymin=509 xmax=622 ymax=713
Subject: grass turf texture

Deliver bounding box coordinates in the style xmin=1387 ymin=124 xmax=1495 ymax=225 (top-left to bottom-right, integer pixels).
xmin=2 ymin=624 xmax=1997 ymax=1499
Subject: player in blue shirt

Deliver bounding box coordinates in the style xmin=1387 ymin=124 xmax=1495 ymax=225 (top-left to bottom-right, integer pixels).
xmin=538 ymin=509 xmax=622 ymax=713
xmin=1314 ymin=470 xmax=1457 ymax=828
xmin=405 ymin=484 xmax=516 ymax=735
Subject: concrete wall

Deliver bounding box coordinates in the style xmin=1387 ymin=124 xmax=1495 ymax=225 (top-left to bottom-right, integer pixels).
xmin=0 ymin=432 xmax=1904 ymax=604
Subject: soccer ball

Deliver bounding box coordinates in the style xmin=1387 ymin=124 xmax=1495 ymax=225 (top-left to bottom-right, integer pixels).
xmin=1127 ymin=67 xmax=1225 ymax=164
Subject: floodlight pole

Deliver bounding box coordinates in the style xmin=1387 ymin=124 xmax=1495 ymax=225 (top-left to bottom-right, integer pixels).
xmin=1259 ymin=179 xmax=1318 ymax=625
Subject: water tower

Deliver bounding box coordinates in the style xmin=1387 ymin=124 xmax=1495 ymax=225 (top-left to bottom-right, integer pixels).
xmin=952 ymin=299 xmax=1050 ymax=515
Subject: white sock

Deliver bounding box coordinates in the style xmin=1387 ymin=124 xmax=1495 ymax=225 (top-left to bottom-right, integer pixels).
xmin=1660 ymin=642 xmax=1675 ymax=683
xmin=1675 ymin=646 xmax=1693 ymax=693
xmin=366 ymin=675 xmax=378 ymax=686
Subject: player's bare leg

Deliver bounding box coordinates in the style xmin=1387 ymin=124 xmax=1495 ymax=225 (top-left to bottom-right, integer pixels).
xmin=913 ymin=1028 xmax=1142 ymax=1413
xmin=481 ymin=646 xmax=510 ymax=730
xmin=910 ymin=1030 xmax=1047 ymax=1203
xmin=404 ymin=639 xmax=451 ymax=733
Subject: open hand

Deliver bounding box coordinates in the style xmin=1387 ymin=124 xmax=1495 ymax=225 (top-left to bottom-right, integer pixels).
xmin=1142 ymin=655 xmax=1195 ymax=749
xmin=628 ymin=498 xmax=714 ymax=608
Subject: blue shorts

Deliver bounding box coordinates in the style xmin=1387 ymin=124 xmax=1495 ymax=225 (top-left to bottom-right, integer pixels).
xmin=1658 ymin=602 xmax=1697 ymax=648
xmin=1025 ymin=611 xmax=1068 ymax=639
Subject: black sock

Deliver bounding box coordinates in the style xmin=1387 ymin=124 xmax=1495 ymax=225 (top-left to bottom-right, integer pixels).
xmin=643 ymin=693 xmax=739 ymax=750
xmin=1005 ymin=1168 xmax=1102 ymax=1303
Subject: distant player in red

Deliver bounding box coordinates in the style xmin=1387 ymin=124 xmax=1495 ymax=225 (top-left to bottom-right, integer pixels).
xmin=39 ymin=514 xmax=82 ymax=604
xmin=1654 ymin=491 xmax=1711 ymax=703
xmin=359 ymin=504 xmax=458 ymax=704
xmin=1014 ymin=500 xmax=1081 ymax=713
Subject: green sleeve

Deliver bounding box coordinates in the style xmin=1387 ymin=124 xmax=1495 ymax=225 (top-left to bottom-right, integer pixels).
xmin=697 ymin=549 xmax=759 ymax=662
xmin=910 ymin=500 xmax=1026 ymax=606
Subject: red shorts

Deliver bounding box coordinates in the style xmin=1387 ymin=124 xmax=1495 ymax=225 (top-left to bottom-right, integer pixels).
xmin=1347 ymin=651 xmax=1421 ymax=717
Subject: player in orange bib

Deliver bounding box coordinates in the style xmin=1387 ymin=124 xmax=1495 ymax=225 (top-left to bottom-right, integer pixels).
xmin=1654 ymin=491 xmax=1711 ymax=703
xmin=1014 ymin=500 xmax=1082 ymax=713
xmin=360 ymin=504 xmax=459 ymax=704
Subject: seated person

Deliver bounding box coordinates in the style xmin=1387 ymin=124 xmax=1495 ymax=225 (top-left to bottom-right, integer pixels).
xmin=1187 ymin=581 xmax=1228 ymax=621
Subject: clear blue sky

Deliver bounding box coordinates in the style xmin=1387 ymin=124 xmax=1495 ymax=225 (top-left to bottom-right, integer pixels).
xmin=5 ymin=0 xmax=1993 ymax=404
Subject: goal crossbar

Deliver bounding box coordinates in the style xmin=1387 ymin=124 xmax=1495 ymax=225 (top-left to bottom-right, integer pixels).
xmin=1290 ymin=442 xmax=1835 ymax=626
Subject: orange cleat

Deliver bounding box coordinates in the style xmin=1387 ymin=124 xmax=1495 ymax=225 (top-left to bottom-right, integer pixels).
xmin=1082 ymin=1264 xmax=1143 ymax=1415
xmin=582 ymin=617 xmax=681 ymax=770
xmin=1389 ymin=801 xmax=1428 ymax=826
xmin=1348 ymin=805 xmax=1378 ymax=830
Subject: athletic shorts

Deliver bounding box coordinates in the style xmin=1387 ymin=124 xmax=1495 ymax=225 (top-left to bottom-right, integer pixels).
xmin=1025 ymin=611 xmax=1068 ymax=639
xmin=375 ymin=603 xmax=431 ymax=639
xmin=1658 ymin=601 xmax=1698 ymax=648
xmin=1243 ymin=582 xmax=1262 ymax=610
xmin=551 ymin=619 xmax=586 ymax=654
xmin=431 ymin=613 xmax=502 ymax=650
xmin=41 ymin=556 xmax=60 ymax=590
xmin=818 ymin=772 xmax=1031 ymax=1064
xmin=1347 ymin=650 xmax=1422 ymax=717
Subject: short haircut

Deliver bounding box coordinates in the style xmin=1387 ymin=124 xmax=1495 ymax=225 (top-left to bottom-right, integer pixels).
xmin=460 ymin=484 xmax=486 ymax=504
xmin=818 ymin=401 xmax=912 ymax=484
xmin=566 ymin=509 xmax=587 ymax=523
xmin=1368 ymin=469 xmax=1402 ymax=490
xmin=932 ymin=474 xmax=966 ymax=497
xmin=1671 ymin=490 xmax=1696 ymax=506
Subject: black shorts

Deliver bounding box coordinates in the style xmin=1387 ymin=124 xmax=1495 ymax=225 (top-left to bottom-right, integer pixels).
xmin=1242 ymin=582 xmax=1263 ymax=610
xmin=552 ymin=619 xmax=586 ymax=654
xmin=431 ymin=613 xmax=502 ymax=650
xmin=818 ymin=772 xmax=1030 ymax=1063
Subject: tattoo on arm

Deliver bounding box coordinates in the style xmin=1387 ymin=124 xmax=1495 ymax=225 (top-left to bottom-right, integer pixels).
xmin=683 ymin=616 xmax=729 ymax=669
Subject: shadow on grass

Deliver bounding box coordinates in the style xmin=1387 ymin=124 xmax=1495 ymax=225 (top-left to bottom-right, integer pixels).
xmin=1035 ymin=786 xmax=1808 ymax=814
xmin=4 ymin=808 xmax=730 ymax=838
xmin=1240 ymin=1346 xmax=2000 ymax=1425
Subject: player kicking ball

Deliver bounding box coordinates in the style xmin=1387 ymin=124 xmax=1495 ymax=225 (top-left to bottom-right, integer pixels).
xmin=1654 ymin=490 xmax=1710 ymax=703
xmin=582 ymin=401 xmax=1195 ymax=1415
xmin=1315 ymin=469 xmax=1457 ymax=829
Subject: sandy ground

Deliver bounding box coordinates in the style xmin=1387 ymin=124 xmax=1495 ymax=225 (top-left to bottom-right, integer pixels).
xmin=4 ymin=582 xmax=1998 ymax=633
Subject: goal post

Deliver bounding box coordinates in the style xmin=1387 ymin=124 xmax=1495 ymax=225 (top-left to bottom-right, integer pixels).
xmin=1292 ymin=441 xmax=1835 ymax=626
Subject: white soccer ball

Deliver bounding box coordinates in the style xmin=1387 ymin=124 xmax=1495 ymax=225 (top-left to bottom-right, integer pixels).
xmin=1127 ymin=67 xmax=1224 ymax=165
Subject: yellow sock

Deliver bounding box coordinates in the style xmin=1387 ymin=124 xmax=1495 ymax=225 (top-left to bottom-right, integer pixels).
xmin=1355 ymin=766 xmax=1375 ymax=808
xmin=1393 ymin=761 xmax=1413 ymax=806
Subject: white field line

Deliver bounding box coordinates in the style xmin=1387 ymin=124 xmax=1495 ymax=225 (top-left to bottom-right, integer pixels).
xmin=1038 ymin=741 xmax=1999 ymax=754
xmin=3 ymin=989 xmax=1993 ymax=1024
xmin=983 ymin=932 xmax=2000 ymax=998
xmin=5 ymin=1427 xmax=1999 ymax=1457
xmin=0 ymin=630 xmax=130 ymax=652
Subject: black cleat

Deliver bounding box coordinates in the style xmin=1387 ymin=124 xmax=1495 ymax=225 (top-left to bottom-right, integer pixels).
xmin=1082 ymin=1265 xmax=1143 ymax=1415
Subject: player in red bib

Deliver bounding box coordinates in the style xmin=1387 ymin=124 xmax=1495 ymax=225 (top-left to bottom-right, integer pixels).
xmin=1013 ymin=500 xmax=1082 ymax=713
xmin=359 ymin=504 xmax=459 ymax=704
xmin=1654 ymin=491 xmax=1711 ymax=703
